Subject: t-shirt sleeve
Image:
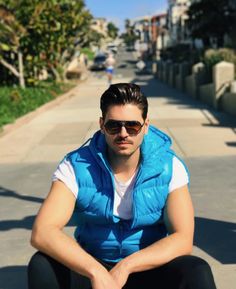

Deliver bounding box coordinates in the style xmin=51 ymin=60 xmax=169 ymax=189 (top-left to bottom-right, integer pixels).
xmin=52 ymin=158 xmax=78 ymax=198
xmin=168 ymin=156 xmax=189 ymax=193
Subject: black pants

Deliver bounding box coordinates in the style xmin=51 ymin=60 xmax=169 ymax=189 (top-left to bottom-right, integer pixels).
xmin=28 ymin=251 xmax=217 ymax=289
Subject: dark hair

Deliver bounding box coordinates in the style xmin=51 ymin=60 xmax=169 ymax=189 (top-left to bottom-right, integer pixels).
xmin=100 ymin=83 xmax=148 ymax=119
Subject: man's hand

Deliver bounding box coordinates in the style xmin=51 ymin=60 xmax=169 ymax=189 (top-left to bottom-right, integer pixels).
xmin=109 ymin=260 xmax=130 ymax=288
xmin=91 ymin=269 xmax=121 ymax=289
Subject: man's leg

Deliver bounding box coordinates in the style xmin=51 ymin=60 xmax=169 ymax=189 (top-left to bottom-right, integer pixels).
xmin=28 ymin=251 xmax=91 ymax=289
xmin=28 ymin=251 xmax=70 ymax=289
xmin=28 ymin=251 xmax=114 ymax=289
xmin=108 ymin=72 xmax=112 ymax=85
xmin=124 ymin=255 xmax=217 ymax=289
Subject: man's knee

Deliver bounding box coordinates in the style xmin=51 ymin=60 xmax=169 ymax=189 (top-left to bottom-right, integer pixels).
xmin=172 ymin=255 xmax=216 ymax=289
xmin=28 ymin=252 xmax=50 ymax=289
xmin=28 ymin=251 xmax=46 ymax=273
xmin=170 ymin=255 xmax=212 ymax=274
xmin=28 ymin=251 xmax=71 ymax=289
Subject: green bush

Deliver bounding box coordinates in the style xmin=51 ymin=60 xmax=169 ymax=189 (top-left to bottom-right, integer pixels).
xmin=201 ymin=48 xmax=236 ymax=80
xmin=203 ymin=48 xmax=236 ymax=71
xmin=0 ymin=81 xmax=73 ymax=129
xmin=160 ymin=44 xmax=201 ymax=64
xmin=80 ymin=48 xmax=95 ymax=61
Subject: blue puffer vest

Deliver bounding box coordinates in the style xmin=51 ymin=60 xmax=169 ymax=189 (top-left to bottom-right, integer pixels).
xmin=66 ymin=125 xmax=179 ymax=262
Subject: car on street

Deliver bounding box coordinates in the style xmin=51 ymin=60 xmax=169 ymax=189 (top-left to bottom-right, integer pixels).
xmin=90 ymin=53 xmax=107 ymax=70
xmin=106 ymin=43 xmax=118 ymax=54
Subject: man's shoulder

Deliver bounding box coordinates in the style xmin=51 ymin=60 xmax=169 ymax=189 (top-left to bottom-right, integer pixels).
xmin=65 ymin=139 xmax=92 ymax=163
xmin=143 ymin=125 xmax=173 ymax=158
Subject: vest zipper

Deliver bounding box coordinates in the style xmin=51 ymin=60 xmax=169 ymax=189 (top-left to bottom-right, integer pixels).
xmin=118 ymin=220 xmax=123 ymax=255
xmin=130 ymin=164 xmax=142 ymax=229
xmin=96 ymin=153 xmax=115 ymax=221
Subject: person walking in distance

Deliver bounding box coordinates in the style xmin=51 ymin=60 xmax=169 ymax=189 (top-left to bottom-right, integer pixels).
xmin=105 ymin=53 xmax=116 ymax=85
xmin=28 ymin=83 xmax=217 ymax=289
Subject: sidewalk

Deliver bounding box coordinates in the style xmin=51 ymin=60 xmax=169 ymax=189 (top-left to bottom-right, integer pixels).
xmin=0 ymin=72 xmax=235 ymax=289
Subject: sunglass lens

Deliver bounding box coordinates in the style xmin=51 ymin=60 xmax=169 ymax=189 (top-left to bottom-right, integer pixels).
xmin=104 ymin=120 xmax=143 ymax=135
xmin=125 ymin=121 xmax=142 ymax=134
xmin=105 ymin=121 xmax=121 ymax=134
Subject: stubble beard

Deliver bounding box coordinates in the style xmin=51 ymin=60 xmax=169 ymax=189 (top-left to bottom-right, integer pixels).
xmin=109 ymin=141 xmax=140 ymax=161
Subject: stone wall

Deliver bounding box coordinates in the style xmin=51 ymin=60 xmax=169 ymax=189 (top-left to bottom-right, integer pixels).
xmin=199 ymin=83 xmax=215 ymax=106
xmin=213 ymin=61 xmax=235 ymax=109
xmin=221 ymin=92 xmax=236 ymax=116
xmin=185 ymin=62 xmax=207 ymax=99
xmin=156 ymin=60 xmax=236 ymax=117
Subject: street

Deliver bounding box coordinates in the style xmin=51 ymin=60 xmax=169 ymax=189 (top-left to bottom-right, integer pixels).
xmin=0 ymin=47 xmax=236 ymax=289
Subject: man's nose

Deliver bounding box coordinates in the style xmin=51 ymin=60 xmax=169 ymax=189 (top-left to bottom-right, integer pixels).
xmin=119 ymin=125 xmax=129 ymax=137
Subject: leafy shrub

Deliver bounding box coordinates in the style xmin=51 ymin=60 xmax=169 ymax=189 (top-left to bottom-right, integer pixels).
xmin=203 ymin=48 xmax=236 ymax=72
xmin=80 ymin=48 xmax=95 ymax=61
xmin=161 ymin=44 xmax=201 ymax=64
xmin=0 ymin=82 xmax=73 ymax=129
xmin=201 ymin=48 xmax=236 ymax=81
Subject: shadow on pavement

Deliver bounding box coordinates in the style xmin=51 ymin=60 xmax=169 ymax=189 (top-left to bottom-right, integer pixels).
xmin=0 ymin=186 xmax=42 ymax=231
xmin=226 ymin=141 xmax=236 ymax=147
xmin=0 ymin=186 xmax=44 ymax=231
xmin=125 ymin=59 xmax=137 ymax=65
xmin=0 ymin=265 xmax=27 ymax=289
xmin=0 ymin=215 xmax=36 ymax=231
xmin=0 ymin=186 xmax=44 ymax=204
xmin=0 ymin=185 xmax=77 ymax=231
xmin=194 ymin=217 xmax=236 ymax=264
xmin=0 ymin=212 xmax=77 ymax=231
xmin=202 ymin=115 xmax=236 ymax=129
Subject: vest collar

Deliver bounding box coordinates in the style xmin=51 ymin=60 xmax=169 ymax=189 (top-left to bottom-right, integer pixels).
xmin=86 ymin=125 xmax=173 ymax=181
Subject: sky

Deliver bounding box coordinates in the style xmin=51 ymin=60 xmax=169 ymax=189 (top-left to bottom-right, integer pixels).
xmin=85 ymin=0 xmax=168 ymax=33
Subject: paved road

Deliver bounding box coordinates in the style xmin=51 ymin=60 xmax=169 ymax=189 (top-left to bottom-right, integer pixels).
xmin=0 ymin=56 xmax=236 ymax=289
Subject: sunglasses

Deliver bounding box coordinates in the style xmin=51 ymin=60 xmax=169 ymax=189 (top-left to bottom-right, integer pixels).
xmin=104 ymin=119 xmax=145 ymax=135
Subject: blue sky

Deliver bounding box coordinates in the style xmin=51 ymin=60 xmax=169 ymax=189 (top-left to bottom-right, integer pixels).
xmin=85 ymin=0 xmax=168 ymax=33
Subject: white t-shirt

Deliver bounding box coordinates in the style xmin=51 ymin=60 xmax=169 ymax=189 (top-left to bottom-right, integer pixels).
xmin=105 ymin=56 xmax=116 ymax=68
xmin=52 ymin=156 xmax=189 ymax=220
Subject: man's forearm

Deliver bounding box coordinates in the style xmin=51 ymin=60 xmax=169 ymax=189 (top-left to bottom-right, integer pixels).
xmin=120 ymin=232 xmax=193 ymax=274
xmin=31 ymin=226 xmax=107 ymax=279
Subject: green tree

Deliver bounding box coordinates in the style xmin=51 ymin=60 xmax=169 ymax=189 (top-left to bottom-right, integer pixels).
xmin=18 ymin=0 xmax=93 ymax=82
xmin=0 ymin=0 xmax=95 ymax=85
xmin=107 ymin=22 xmax=119 ymax=39
xmin=121 ymin=19 xmax=138 ymax=47
xmin=0 ymin=5 xmax=26 ymax=88
xmin=188 ymin=0 xmax=235 ymax=48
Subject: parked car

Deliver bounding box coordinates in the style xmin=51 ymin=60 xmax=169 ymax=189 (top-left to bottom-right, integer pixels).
xmin=90 ymin=54 xmax=107 ymax=70
xmin=106 ymin=43 xmax=118 ymax=54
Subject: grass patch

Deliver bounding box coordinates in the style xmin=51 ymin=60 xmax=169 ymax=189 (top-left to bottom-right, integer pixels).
xmin=0 ymin=81 xmax=74 ymax=129
xmin=80 ymin=48 xmax=95 ymax=61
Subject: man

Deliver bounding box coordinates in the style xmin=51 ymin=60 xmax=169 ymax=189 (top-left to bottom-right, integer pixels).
xmin=105 ymin=53 xmax=116 ymax=85
xmin=28 ymin=83 xmax=217 ymax=289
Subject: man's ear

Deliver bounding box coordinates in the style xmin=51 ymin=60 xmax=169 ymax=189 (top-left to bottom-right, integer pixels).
xmin=99 ymin=117 xmax=105 ymax=134
xmin=144 ymin=118 xmax=150 ymax=135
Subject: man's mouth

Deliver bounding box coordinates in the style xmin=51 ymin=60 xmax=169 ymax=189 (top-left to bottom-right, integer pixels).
xmin=115 ymin=139 xmax=132 ymax=145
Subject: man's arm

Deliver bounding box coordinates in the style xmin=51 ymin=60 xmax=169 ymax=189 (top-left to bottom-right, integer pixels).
xmin=110 ymin=184 xmax=194 ymax=286
xmin=31 ymin=180 xmax=120 ymax=289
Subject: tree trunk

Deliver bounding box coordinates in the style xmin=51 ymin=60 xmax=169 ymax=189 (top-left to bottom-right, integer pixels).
xmin=0 ymin=58 xmax=19 ymax=78
xmin=51 ymin=66 xmax=62 ymax=82
xmin=62 ymin=62 xmax=70 ymax=82
xmin=18 ymin=51 xmax=25 ymax=89
xmin=0 ymin=54 xmax=25 ymax=88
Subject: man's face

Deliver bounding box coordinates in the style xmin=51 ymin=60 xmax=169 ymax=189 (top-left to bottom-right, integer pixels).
xmin=100 ymin=104 xmax=149 ymax=157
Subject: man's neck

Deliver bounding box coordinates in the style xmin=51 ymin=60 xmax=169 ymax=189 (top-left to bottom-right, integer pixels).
xmin=107 ymin=148 xmax=141 ymax=182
